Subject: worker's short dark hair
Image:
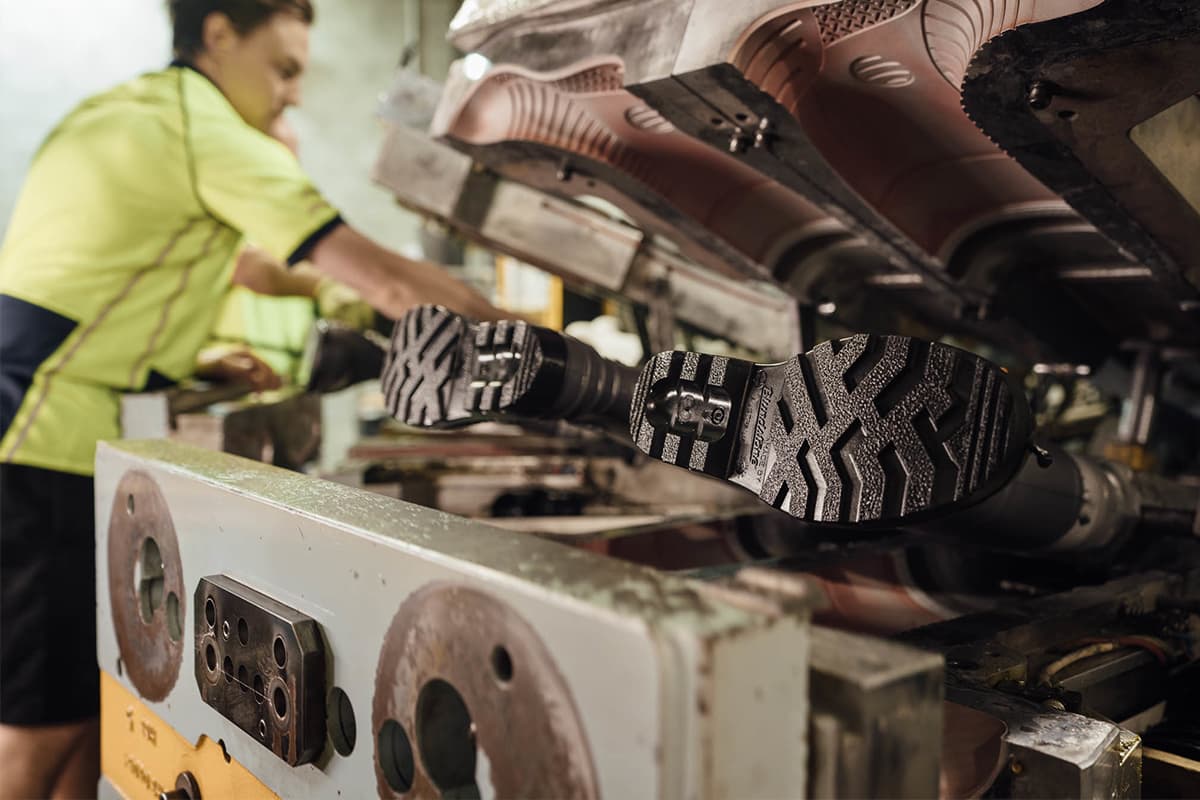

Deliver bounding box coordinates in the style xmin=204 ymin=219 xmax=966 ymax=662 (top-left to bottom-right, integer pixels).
xmin=168 ymin=0 xmax=315 ymax=60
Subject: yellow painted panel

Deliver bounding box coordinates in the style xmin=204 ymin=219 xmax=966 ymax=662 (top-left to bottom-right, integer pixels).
xmin=101 ymin=671 xmax=278 ymax=800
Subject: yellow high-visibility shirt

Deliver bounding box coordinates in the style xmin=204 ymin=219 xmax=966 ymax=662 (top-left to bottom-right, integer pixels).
xmin=209 ymin=284 xmax=318 ymax=383
xmin=0 ymin=64 xmax=341 ymax=475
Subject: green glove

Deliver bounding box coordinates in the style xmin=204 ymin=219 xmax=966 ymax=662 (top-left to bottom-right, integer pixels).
xmin=315 ymin=277 xmax=374 ymax=330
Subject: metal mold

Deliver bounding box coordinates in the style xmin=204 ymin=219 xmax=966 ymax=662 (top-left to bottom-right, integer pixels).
xmin=108 ymin=470 xmax=185 ymax=701
xmin=962 ymin=0 xmax=1200 ymax=342
xmin=194 ymin=576 xmax=326 ymax=766
xmin=96 ymin=440 xmax=812 ymax=798
xmin=371 ymin=122 xmax=803 ymax=360
xmin=806 ymin=626 xmax=945 ymax=797
xmin=372 ymin=582 xmax=598 ymax=799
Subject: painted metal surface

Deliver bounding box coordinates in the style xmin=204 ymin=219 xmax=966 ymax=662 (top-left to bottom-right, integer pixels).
xmin=96 ymin=440 xmax=811 ymax=798
xmin=100 ymin=671 xmax=278 ymax=800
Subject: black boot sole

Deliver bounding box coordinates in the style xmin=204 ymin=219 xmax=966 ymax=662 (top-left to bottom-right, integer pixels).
xmin=382 ymin=305 xmax=638 ymax=430
xmin=381 ymin=305 xmax=546 ymax=428
xmin=629 ymin=336 xmax=1033 ymax=526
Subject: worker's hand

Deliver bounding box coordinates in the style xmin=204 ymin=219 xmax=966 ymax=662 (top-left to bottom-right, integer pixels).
xmin=195 ymin=348 xmax=282 ymax=392
xmin=315 ymin=276 xmax=374 ymax=329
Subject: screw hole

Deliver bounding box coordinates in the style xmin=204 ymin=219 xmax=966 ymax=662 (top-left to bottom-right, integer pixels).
xmin=710 ymin=117 xmax=723 ymax=126
xmin=273 ymin=636 xmax=287 ymax=669
xmin=204 ymin=597 xmax=216 ymax=628
xmin=222 ymin=620 xmax=230 ymax=640
xmin=416 ymin=679 xmax=479 ymax=795
xmin=237 ymin=665 xmax=249 ymax=691
xmin=491 ymin=645 xmax=514 ymax=683
xmin=253 ymin=673 xmax=265 ymax=703
xmin=1058 ymin=109 xmax=1077 ymax=121
xmin=378 ymin=719 xmax=415 ymax=793
xmin=166 ymin=592 xmax=182 ymax=642
xmin=273 ymin=686 xmax=288 ymax=720
xmin=135 ymin=537 xmax=164 ymax=625
xmin=205 ymin=643 xmax=217 ymax=672
xmin=734 ymin=112 xmax=749 ymax=122
xmin=328 ymin=687 xmax=357 ymax=756
xmin=126 ymin=493 xmax=135 ymax=515
xmin=237 ymin=617 xmax=249 ymax=645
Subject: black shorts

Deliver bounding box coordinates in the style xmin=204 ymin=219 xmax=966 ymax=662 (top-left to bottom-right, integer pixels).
xmin=1 ymin=462 xmax=99 ymax=725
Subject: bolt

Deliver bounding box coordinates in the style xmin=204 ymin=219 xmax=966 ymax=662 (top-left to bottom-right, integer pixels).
xmin=753 ymin=117 xmax=773 ymax=149
xmin=1011 ymin=758 xmax=1025 ymax=775
xmin=221 ymin=620 xmax=230 ymax=639
xmin=729 ymin=132 xmax=751 ymax=154
xmin=1031 ymin=444 xmax=1054 ymax=468
xmin=1028 ymin=80 xmax=1055 ymax=111
xmin=160 ymin=771 xmax=201 ymax=800
xmin=555 ymin=160 xmax=574 ymax=182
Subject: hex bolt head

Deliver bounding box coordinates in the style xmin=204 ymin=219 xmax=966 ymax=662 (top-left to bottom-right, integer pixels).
xmin=1027 ymin=80 xmax=1055 ymax=110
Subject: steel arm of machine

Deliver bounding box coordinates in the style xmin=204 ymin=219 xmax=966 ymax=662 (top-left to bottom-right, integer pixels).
xmin=372 ymin=122 xmax=802 ymax=361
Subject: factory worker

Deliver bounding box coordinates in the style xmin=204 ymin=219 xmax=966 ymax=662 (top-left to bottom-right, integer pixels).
xmin=0 ymin=1 xmax=503 ymax=796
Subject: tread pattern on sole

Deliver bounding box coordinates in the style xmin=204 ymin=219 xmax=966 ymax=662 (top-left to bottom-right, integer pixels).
xmin=632 ymin=335 xmax=1030 ymax=525
xmin=812 ymin=0 xmax=920 ymax=45
xmin=382 ymin=306 xmax=544 ymax=428
xmin=462 ymin=318 xmax=544 ymax=414
xmin=382 ymin=305 xmax=468 ymax=427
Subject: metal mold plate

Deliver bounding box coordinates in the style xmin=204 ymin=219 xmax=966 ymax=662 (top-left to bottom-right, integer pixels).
xmin=107 ymin=470 xmax=185 ymax=701
xmin=95 ymin=441 xmax=811 ymax=798
xmin=373 ymin=582 xmax=597 ymax=798
xmin=195 ymin=576 xmax=327 ymax=766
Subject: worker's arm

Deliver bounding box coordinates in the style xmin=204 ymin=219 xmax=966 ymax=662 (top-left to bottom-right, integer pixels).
xmin=231 ymin=244 xmax=320 ymax=297
xmin=308 ymin=224 xmax=509 ymax=322
xmin=187 ymin=105 xmax=506 ymax=322
xmin=228 ymin=247 xmax=374 ymax=329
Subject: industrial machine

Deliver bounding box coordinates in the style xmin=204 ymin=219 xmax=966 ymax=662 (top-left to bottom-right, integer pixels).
xmin=100 ymin=1 xmax=1200 ymax=797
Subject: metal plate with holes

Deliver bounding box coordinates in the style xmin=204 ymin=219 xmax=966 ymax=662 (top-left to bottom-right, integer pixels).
xmin=95 ymin=440 xmax=810 ymax=798
xmin=194 ymin=576 xmax=326 ymax=766
xmin=373 ymin=582 xmax=598 ymax=799
xmin=108 ymin=470 xmax=185 ymax=701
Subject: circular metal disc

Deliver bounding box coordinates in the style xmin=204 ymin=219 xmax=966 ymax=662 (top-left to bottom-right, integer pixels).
xmin=373 ymin=582 xmax=598 ymax=799
xmin=107 ymin=470 xmax=185 ymax=701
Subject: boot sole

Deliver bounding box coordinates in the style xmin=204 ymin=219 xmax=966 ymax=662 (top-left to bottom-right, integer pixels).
xmin=382 ymin=305 xmax=546 ymax=428
xmin=630 ymin=335 xmax=1032 ymax=526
